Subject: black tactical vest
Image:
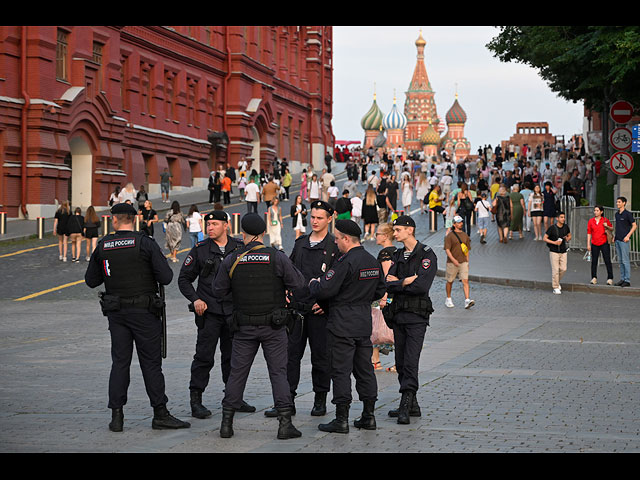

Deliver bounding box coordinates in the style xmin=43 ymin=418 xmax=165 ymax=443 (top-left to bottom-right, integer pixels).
xmin=230 ymin=245 xmax=285 ymax=316
xmin=98 ymin=232 xmax=157 ymax=297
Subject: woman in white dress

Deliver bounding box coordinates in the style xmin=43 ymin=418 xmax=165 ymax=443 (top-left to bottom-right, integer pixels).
xmin=290 ymin=195 xmax=307 ymax=239
xmin=415 ymin=172 xmax=430 ymax=214
xmin=267 ymin=197 xmax=283 ymax=250
xmin=401 ymin=176 xmax=413 ymax=213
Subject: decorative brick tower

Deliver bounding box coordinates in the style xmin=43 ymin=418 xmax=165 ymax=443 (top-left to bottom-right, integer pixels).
xmin=403 ymin=30 xmax=440 ymax=152
xmin=382 ymin=93 xmax=407 ymax=149
xmin=441 ymin=93 xmax=471 ymax=160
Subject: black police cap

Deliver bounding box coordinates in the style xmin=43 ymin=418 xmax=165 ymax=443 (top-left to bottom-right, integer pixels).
xmin=241 ymin=213 xmax=266 ymax=235
xmin=335 ymin=219 xmax=362 ymax=238
xmin=204 ymin=210 xmax=228 ymax=222
xmin=310 ymin=200 xmax=334 ymax=216
xmin=110 ymin=203 xmax=138 ymax=216
xmin=393 ymin=215 xmax=416 ymax=228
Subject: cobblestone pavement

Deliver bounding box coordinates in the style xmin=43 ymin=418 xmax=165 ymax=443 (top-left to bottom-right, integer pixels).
xmin=1 ymin=278 xmax=639 ymax=453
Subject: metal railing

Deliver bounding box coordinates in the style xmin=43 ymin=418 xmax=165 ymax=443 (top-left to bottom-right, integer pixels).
xmin=569 ymin=205 xmax=640 ymax=265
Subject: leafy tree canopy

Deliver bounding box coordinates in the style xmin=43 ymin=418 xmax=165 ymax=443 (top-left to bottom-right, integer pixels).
xmin=486 ymin=26 xmax=640 ymax=111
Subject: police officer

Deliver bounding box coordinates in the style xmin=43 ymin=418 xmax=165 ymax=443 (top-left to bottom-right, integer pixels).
xmin=384 ymin=215 xmax=437 ymax=424
xmin=264 ymin=200 xmax=337 ymax=418
xmin=178 ymin=210 xmax=255 ymax=419
xmin=85 ymin=203 xmax=190 ymax=432
xmin=212 ymin=213 xmax=305 ymax=440
xmin=308 ymin=219 xmax=386 ymax=433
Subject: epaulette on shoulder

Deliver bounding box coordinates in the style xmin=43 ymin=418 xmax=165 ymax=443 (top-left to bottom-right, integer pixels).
xmin=195 ymin=239 xmax=209 ymax=247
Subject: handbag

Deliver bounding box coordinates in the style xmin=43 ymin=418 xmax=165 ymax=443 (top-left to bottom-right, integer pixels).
xmin=605 ymin=222 xmax=614 ymax=245
xmin=371 ymin=307 xmax=394 ymax=345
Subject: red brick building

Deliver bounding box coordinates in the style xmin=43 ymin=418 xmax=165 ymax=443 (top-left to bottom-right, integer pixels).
xmin=0 ymin=26 xmax=334 ymax=218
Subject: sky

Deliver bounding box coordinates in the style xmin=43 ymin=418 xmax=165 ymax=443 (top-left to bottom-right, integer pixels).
xmin=331 ymin=26 xmax=585 ymax=151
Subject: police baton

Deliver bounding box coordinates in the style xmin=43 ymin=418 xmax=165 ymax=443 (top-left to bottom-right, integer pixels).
xmin=159 ymin=284 xmax=167 ymax=359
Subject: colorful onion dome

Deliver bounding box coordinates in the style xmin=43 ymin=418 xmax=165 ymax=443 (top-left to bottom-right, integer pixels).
xmin=446 ymin=94 xmax=467 ymax=124
xmin=361 ymin=93 xmax=384 ymax=131
xmin=382 ymin=96 xmax=408 ymax=130
xmin=420 ymin=121 xmax=440 ymax=145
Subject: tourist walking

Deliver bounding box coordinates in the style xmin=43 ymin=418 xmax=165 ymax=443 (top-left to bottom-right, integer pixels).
xmin=362 ymin=185 xmax=379 ymax=240
xmin=164 ymin=201 xmax=186 ymax=262
xmin=614 ymin=196 xmax=637 ymax=287
xmin=543 ymin=211 xmax=571 ymax=294
xmin=244 ymin=177 xmax=260 ymax=213
xmin=53 ymin=200 xmax=71 ymax=261
xmin=401 ymin=176 xmax=413 ymax=213
xmin=67 ymin=207 xmax=85 ymax=263
xmin=139 ymin=200 xmax=159 ymax=237
xmin=371 ymin=222 xmax=396 ymax=372
xmin=493 ymin=185 xmax=511 ymax=243
xmin=542 ymin=182 xmax=557 ymax=232
xmin=83 ymin=206 xmax=100 ymax=261
xmin=475 ymin=192 xmax=491 ymax=244
xmin=587 ymin=205 xmax=614 ymax=285
xmin=290 ymin=195 xmax=307 ymax=239
xmin=186 ymin=204 xmax=203 ymax=248
xmin=508 ymin=184 xmax=525 ymax=240
xmin=444 ymin=216 xmax=474 ymax=309
xmin=528 ymin=184 xmax=544 ymax=240
xmin=267 ymin=197 xmax=283 ymax=250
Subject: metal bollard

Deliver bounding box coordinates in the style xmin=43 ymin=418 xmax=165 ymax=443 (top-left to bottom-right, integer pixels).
xmin=429 ymin=209 xmax=437 ymax=232
xmin=471 ymin=210 xmax=476 ymax=226
xmin=37 ymin=217 xmax=45 ymax=239
xmin=0 ymin=211 xmax=6 ymax=235
xmin=102 ymin=215 xmax=111 ymax=236
xmin=232 ymin=213 xmax=240 ymax=236
xmin=135 ymin=215 xmax=140 ymax=231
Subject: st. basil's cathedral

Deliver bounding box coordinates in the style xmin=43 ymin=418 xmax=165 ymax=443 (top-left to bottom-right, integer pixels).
xmin=360 ymin=30 xmax=471 ymax=160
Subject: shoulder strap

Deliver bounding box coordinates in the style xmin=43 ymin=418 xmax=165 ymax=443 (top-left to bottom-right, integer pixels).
xmin=229 ymin=245 xmax=266 ymax=279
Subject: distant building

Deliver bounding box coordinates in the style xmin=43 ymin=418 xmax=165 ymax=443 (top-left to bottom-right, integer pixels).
xmin=0 ymin=26 xmax=334 ymax=218
xmin=360 ymin=30 xmax=471 ymax=160
xmin=502 ymin=122 xmax=556 ymax=159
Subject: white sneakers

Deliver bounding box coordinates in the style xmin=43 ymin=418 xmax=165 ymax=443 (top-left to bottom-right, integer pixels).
xmin=445 ymin=298 xmax=475 ymax=309
xmin=607 ymin=279 xmax=613 ymax=285
xmin=591 ymin=277 xmax=597 ymax=285
xmin=553 ymin=288 xmax=561 ymax=295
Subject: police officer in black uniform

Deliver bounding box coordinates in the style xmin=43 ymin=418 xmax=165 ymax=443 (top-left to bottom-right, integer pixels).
xmin=384 ymin=215 xmax=437 ymax=424
xmin=212 ymin=213 xmax=305 ymax=439
xmin=264 ymin=200 xmax=336 ymax=418
xmin=84 ymin=203 xmax=190 ymax=432
xmin=178 ymin=210 xmax=255 ymax=419
xmin=308 ymin=219 xmax=386 ymax=433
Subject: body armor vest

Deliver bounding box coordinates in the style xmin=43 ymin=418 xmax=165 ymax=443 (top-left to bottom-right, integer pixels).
xmin=230 ymin=246 xmax=285 ymax=316
xmin=99 ymin=232 xmax=157 ymax=297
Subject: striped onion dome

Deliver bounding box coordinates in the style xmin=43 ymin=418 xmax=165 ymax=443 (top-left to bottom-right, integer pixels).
xmin=373 ymin=127 xmax=387 ymax=148
xmin=361 ymin=94 xmax=384 ymax=131
xmin=446 ymin=94 xmax=467 ymax=124
xmin=420 ymin=121 xmax=440 ymax=145
xmin=382 ymin=96 xmax=408 ymax=130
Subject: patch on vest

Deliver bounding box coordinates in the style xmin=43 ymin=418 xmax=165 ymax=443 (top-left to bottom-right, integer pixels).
xmin=422 ymin=258 xmax=431 ymax=270
xmin=103 ymin=237 xmax=136 ymax=250
xmin=359 ymin=268 xmax=380 ymax=280
xmin=325 ymin=269 xmax=335 ymax=280
xmin=237 ymin=252 xmax=271 ymax=264
xmin=103 ymin=259 xmax=111 ymax=277
xmin=184 ymin=255 xmax=193 ymax=266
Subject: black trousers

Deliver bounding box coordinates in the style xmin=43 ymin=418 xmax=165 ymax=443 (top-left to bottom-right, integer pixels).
xmin=189 ymin=312 xmax=232 ymax=393
xmin=107 ymin=308 xmax=168 ymax=409
xmin=591 ymin=242 xmax=613 ymax=280
xmin=222 ymin=325 xmax=292 ymax=410
xmin=392 ymin=318 xmax=428 ymax=394
xmin=286 ymin=313 xmax=330 ymax=397
xmin=326 ymin=330 xmax=378 ymax=405
xmin=223 ymin=191 xmax=230 ymax=205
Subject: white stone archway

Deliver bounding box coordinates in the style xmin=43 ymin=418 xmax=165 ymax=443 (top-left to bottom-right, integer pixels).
xmin=69 ymin=136 xmax=93 ymax=210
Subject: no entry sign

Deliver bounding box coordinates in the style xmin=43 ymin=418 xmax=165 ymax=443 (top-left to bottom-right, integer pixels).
xmin=610 ymin=100 xmax=634 ymax=124
xmin=610 ymin=151 xmax=634 ymax=176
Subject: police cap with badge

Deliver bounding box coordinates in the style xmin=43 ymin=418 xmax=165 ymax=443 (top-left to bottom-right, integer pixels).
xmin=111 ymin=202 xmax=138 ymax=216
xmin=392 ymin=215 xmax=416 ymax=228
xmin=310 ymin=200 xmax=334 ymax=216
xmin=334 ymin=219 xmax=361 ymax=238
xmin=204 ymin=210 xmax=229 ymax=223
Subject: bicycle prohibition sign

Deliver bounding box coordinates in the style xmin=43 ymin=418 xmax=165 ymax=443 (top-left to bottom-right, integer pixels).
xmin=610 ymin=127 xmax=633 ymax=151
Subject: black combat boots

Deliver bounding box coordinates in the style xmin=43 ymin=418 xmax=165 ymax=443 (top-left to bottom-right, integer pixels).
xmin=220 ymin=408 xmax=235 ymax=438
xmin=109 ymin=407 xmax=124 ymax=432
xmin=353 ymin=399 xmax=376 ymax=430
xmin=265 ymin=402 xmax=295 ymax=417
xmin=276 ymin=407 xmax=302 ymax=439
xmin=395 ymin=391 xmax=415 ymax=425
xmin=151 ymin=405 xmax=191 ymax=430
xmin=318 ymin=403 xmax=350 ymax=434
xmin=310 ymin=391 xmax=327 ymax=416
xmin=388 ymin=392 xmax=421 ymax=419
xmin=190 ymin=389 xmax=212 ymax=419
